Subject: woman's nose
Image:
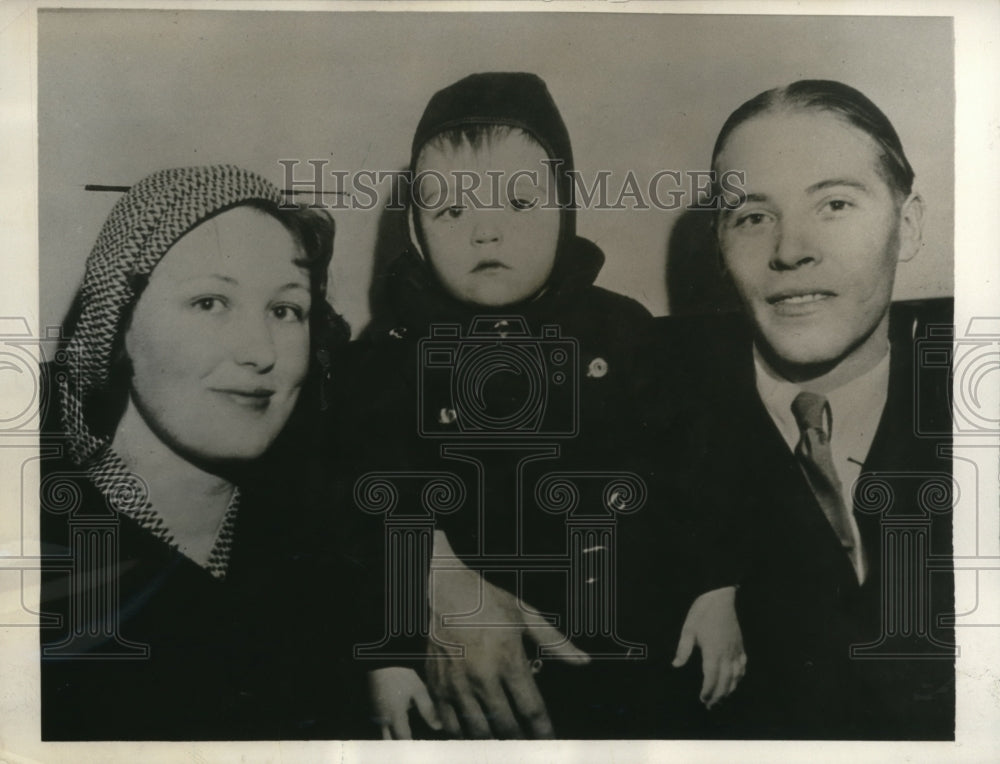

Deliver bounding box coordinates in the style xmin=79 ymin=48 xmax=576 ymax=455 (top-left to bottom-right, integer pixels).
xmin=233 ymin=313 xmax=277 ymax=371
xmin=769 ymin=219 xmax=820 ymax=270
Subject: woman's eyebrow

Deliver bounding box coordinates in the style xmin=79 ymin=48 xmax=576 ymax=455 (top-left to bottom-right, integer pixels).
xmin=179 ymin=274 xmax=239 ymax=286
xmin=275 ymin=281 xmax=310 ymax=293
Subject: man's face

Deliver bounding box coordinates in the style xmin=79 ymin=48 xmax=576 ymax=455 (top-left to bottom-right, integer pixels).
xmin=414 ymin=132 xmax=560 ymax=308
xmin=714 ymin=109 xmax=922 ymax=381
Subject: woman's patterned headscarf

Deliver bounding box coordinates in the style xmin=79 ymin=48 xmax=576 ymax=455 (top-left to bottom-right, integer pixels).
xmin=59 ymin=165 xmax=286 ymax=466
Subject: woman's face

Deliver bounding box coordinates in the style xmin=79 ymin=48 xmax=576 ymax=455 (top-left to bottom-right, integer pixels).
xmin=123 ymin=206 xmax=311 ymax=463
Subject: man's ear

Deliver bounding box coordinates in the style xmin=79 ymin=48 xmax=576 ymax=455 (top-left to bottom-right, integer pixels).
xmin=896 ymin=191 xmax=925 ymax=263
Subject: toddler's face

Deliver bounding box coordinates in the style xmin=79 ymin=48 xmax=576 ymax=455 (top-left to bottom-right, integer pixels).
xmin=414 ymin=133 xmax=560 ymax=307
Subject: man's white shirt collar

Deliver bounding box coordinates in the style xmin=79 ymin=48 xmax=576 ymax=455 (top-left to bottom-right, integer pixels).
xmin=752 ymin=346 xmax=891 ymax=473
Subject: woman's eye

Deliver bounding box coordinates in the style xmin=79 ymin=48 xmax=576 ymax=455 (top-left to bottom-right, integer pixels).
xmin=271 ymin=304 xmax=307 ymax=323
xmin=510 ymin=197 xmax=538 ymax=211
xmin=191 ymin=296 xmax=226 ymax=313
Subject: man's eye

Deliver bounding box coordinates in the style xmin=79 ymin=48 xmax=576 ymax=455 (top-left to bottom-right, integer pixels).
xmin=826 ymin=199 xmax=852 ymax=212
xmin=510 ymin=197 xmax=538 ymax=211
xmin=191 ymin=296 xmax=226 ymax=313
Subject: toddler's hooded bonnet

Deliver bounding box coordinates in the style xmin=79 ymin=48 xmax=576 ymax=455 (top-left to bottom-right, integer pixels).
xmin=409 ymin=71 xmax=577 ymax=241
xmin=397 ymin=72 xmax=602 ymax=313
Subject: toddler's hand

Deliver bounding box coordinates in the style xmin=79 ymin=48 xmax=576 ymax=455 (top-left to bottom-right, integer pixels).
xmin=368 ymin=666 xmax=442 ymax=739
xmin=671 ymin=585 xmax=746 ymax=708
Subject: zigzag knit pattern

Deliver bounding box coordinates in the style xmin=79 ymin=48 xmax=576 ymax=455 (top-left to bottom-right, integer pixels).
xmin=88 ymin=446 xmax=242 ymax=580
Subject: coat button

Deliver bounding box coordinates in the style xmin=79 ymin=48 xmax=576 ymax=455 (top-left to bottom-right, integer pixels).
xmin=587 ymin=357 xmax=608 ymax=378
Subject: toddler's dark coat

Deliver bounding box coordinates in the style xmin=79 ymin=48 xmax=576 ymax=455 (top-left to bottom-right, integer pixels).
xmin=331 ymin=239 xmax=653 ymax=737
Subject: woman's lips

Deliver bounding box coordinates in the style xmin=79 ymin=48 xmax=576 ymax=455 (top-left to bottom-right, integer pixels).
xmin=212 ymin=388 xmax=275 ymax=411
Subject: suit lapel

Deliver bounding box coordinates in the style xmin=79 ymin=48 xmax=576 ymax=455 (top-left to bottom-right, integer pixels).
xmin=744 ymin=390 xmax=862 ymax=590
xmin=712 ymin=337 xmax=862 ymax=590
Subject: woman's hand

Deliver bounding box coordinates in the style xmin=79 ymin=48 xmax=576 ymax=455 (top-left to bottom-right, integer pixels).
xmin=671 ymin=585 xmax=747 ymax=708
xmin=368 ymin=667 xmax=442 ymax=739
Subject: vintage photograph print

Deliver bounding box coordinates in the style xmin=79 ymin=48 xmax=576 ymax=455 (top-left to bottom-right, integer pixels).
xmin=1 ymin=3 xmax=998 ymax=762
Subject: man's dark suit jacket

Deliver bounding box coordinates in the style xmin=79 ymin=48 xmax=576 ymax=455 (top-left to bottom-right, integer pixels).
xmin=613 ymin=298 xmax=955 ymax=740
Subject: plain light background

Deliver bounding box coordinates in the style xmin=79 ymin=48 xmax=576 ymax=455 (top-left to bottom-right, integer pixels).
xmin=37 ymin=10 xmax=953 ymax=336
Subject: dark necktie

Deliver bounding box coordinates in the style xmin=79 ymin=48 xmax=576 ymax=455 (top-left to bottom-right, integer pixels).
xmin=791 ymin=391 xmax=865 ymax=582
